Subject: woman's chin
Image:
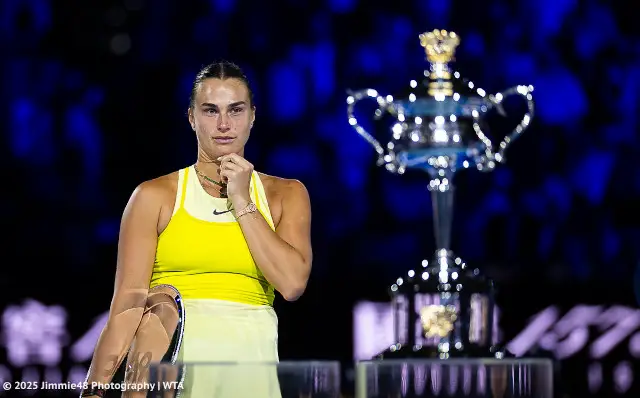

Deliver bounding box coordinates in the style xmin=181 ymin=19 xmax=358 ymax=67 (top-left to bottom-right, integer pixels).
xmin=216 ymin=148 xmax=236 ymax=155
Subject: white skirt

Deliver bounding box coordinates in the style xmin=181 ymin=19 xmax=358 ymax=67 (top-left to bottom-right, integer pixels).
xmin=175 ymin=298 xmax=281 ymax=398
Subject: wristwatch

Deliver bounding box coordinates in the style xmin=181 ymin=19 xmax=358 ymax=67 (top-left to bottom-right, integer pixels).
xmin=236 ymin=202 xmax=258 ymax=218
xmin=81 ymin=386 xmax=106 ymax=397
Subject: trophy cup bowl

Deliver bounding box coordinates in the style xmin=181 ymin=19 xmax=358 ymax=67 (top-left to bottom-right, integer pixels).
xmin=346 ymin=29 xmax=534 ymax=360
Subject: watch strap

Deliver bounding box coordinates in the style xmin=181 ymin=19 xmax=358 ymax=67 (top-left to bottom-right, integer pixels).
xmin=236 ymin=202 xmax=257 ymax=218
xmin=80 ymin=386 xmax=106 ymax=397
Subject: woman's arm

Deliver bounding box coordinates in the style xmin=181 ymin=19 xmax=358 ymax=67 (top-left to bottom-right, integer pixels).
xmin=234 ymin=179 xmax=312 ymax=301
xmin=83 ymin=181 xmax=162 ymax=390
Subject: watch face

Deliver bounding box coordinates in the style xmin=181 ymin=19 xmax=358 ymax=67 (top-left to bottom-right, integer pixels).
xmin=238 ymin=203 xmax=256 ymax=217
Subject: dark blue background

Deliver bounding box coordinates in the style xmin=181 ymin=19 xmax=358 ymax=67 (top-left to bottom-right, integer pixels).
xmin=1 ymin=0 xmax=639 ymax=396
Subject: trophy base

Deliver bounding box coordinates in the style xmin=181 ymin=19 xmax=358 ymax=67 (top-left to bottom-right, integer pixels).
xmin=375 ymin=343 xmax=510 ymax=360
xmin=356 ymin=357 xmax=554 ymax=398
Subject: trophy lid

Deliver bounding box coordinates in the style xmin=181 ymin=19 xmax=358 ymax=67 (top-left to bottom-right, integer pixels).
xmin=386 ymin=29 xmax=485 ymax=118
xmin=419 ymin=29 xmax=460 ymax=66
xmin=420 ymin=29 xmax=459 ymax=98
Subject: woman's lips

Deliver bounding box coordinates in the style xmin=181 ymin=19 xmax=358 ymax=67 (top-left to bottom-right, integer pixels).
xmin=213 ymin=137 xmax=235 ymax=144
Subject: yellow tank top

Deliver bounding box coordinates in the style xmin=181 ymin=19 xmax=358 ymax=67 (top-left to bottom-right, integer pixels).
xmin=150 ymin=166 xmax=276 ymax=305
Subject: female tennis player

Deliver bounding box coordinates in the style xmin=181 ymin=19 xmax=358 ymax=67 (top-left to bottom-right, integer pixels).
xmin=81 ymin=60 xmax=312 ymax=397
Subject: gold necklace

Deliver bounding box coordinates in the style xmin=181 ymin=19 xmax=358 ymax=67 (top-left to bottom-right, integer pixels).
xmin=193 ymin=164 xmax=227 ymax=198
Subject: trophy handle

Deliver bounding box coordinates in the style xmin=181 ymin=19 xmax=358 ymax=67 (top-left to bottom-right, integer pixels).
xmin=488 ymin=85 xmax=535 ymax=163
xmin=346 ymin=89 xmax=389 ymax=166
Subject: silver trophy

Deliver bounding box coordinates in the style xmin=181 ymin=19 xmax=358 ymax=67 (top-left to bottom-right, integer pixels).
xmin=347 ymin=30 xmax=534 ymax=358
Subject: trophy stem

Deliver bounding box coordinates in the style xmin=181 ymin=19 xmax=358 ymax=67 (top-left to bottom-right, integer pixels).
xmin=428 ymin=169 xmax=455 ymax=251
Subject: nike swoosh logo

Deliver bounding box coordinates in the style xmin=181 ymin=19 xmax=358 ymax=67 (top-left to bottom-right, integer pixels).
xmin=213 ymin=209 xmax=233 ymax=215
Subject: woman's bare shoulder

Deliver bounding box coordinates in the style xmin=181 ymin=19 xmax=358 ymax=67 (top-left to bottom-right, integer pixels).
xmin=131 ymin=170 xmax=180 ymax=206
xmin=257 ymin=172 xmax=309 ymax=200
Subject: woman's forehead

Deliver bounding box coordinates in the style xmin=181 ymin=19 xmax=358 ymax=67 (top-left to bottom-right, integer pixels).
xmin=196 ymin=78 xmax=249 ymax=103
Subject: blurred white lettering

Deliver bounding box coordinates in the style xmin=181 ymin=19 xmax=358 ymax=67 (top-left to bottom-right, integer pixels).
xmin=1 ymin=300 xmax=68 ymax=367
